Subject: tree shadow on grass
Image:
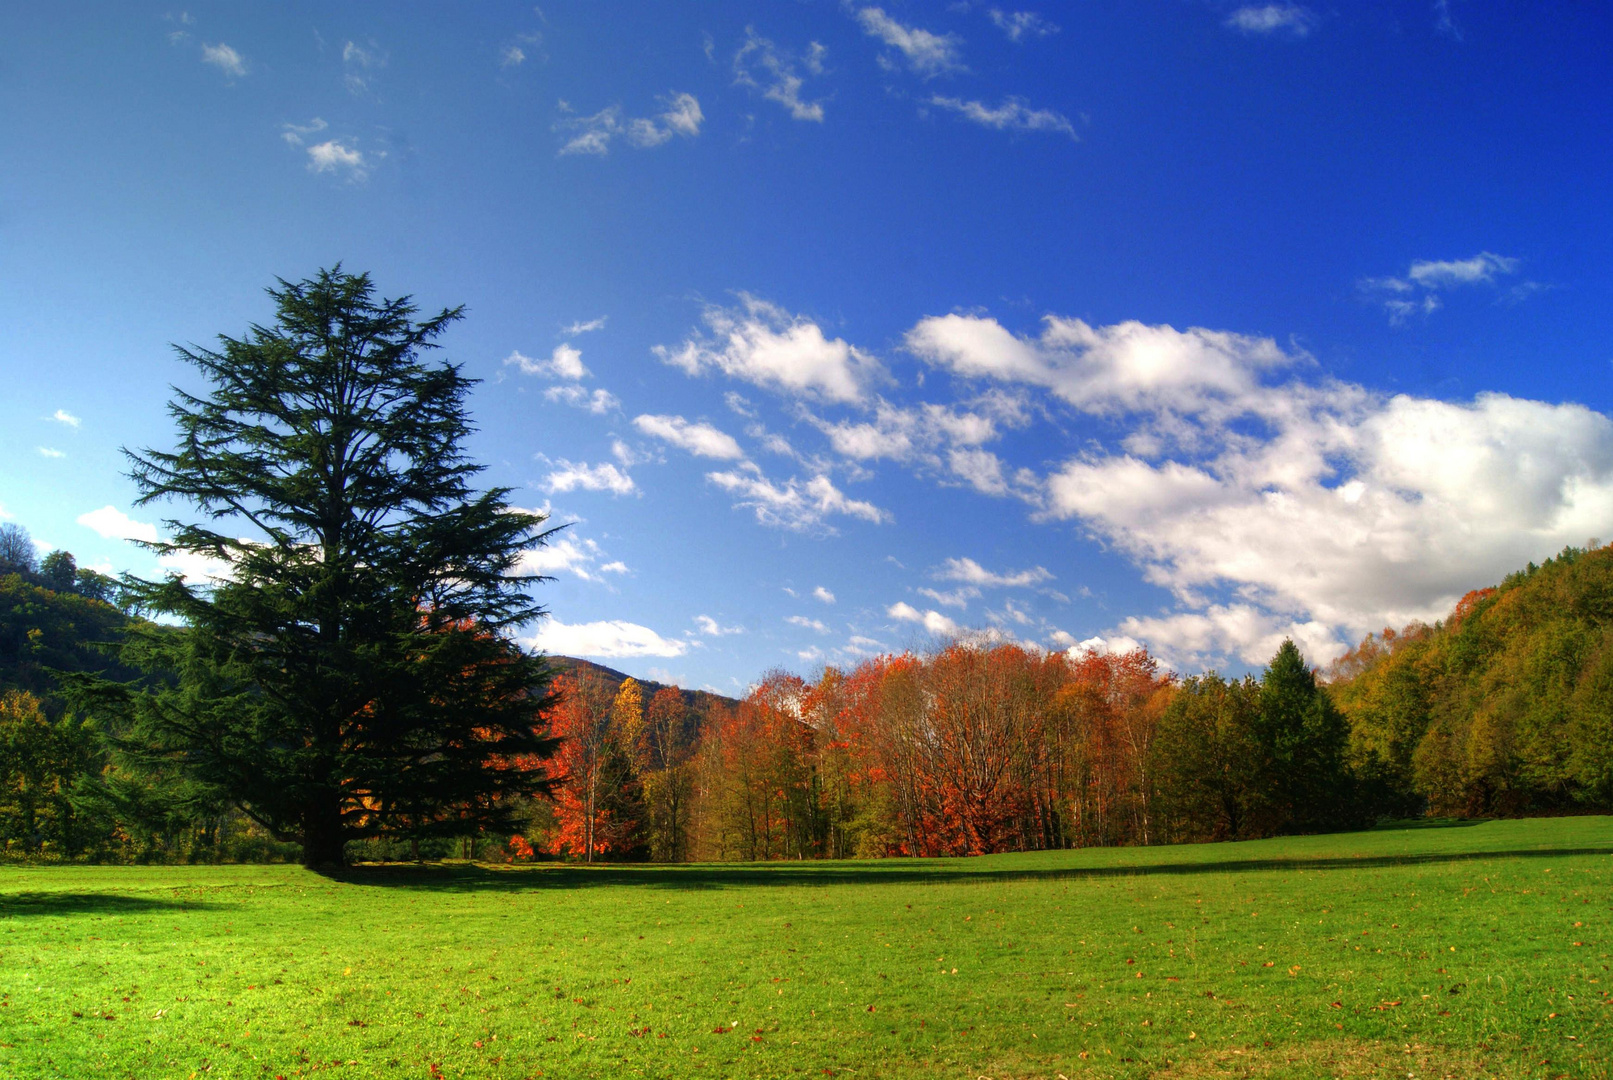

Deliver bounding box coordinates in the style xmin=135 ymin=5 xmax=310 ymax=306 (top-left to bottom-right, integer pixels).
xmin=325 ymin=844 xmax=1613 ymax=893
xmin=0 ymin=892 xmax=220 ymax=917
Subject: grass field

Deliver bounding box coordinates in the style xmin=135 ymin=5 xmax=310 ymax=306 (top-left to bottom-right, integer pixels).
xmin=2 ymin=818 xmax=1610 ymax=1079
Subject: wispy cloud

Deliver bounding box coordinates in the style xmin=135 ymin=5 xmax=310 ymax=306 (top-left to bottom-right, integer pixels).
xmin=854 ymin=7 xmax=965 ymax=77
xmin=927 ymin=95 xmax=1075 ymax=138
xmin=695 ymin=614 xmax=744 ymax=636
xmin=633 ymin=414 xmax=746 ymax=460
xmin=37 ymin=447 xmax=66 ymax=459
xmin=1224 ymin=4 xmax=1317 ymax=37
xmin=988 ymin=9 xmax=1059 ymax=42
xmin=48 ymin=409 xmax=81 ymax=428
xmin=706 ymin=462 xmax=889 ymax=531
xmin=555 ymin=93 xmax=703 ymax=156
xmin=734 ymin=28 xmax=829 ymax=122
xmin=1360 ymin=251 xmax=1528 ymax=324
xmin=545 ymin=386 xmax=620 ymax=414
xmin=201 ymin=42 xmax=247 ymax=77
xmin=342 ymin=39 xmax=386 ymax=95
xmin=786 ymin=614 xmax=830 ymax=633
xmin=934 ymin=556 xmax=1053 ymax=588
xmin=563 ymin=316 xmax=607 ymax=335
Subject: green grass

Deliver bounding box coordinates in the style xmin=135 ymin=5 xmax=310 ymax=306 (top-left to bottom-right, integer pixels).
xmin=3 ymin=818 xmax=1610 ymax=1079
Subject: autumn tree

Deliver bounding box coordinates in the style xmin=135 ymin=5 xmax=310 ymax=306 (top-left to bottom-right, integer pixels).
xmin=1151 ymin=673 xmax=1260 ymax=841
xmin=64 ymin=268 xmax=560 ymax=867
xmin=638 ymin=686 xmax=697 ymax=861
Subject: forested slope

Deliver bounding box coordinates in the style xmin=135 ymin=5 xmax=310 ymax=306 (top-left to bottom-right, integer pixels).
xmin=1330 ymin=543 xmax=1613 ymax=816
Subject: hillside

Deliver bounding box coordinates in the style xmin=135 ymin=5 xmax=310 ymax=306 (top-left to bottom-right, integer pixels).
xmin=1329 ymin=542 xmax=1613 ymax=817
xmin=545 ymin=654 xmax=740 ymax=718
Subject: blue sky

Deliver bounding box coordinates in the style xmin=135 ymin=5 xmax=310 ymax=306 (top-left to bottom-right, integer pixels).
xmin=3 ymin=2 xmax=1610 ymax=692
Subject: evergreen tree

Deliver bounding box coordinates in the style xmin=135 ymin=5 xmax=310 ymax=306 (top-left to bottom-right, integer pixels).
xmin=1255 ymin=639 xmax=1355 ymax=832
xmin=1151 ymin=673 xmax=1259 ymax=841
xmin=65 ymin=268 xmax=560 ymax=867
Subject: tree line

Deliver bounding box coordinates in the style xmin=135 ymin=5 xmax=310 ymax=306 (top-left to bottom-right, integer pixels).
xmin=525 ymin=636 xmax=1364 ymax=861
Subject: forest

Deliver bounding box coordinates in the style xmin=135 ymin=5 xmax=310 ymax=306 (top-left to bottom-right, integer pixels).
xmin=8 ymin=511 xmax=1613 ymax=864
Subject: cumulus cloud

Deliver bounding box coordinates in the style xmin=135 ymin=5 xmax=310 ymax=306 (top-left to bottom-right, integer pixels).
xmin=523 ymin=617 xmax=689 ymax=658
xmin=77 ymin=505 xmax=160 ymax=544
xmin=542 ymin=460 xmax=637 ymax=496
xmin=555 ymin=93 xmax=702 ymax=155
xmin=545 ymin=386 xmax=620 ymax=414
xmin=1112 ymin=604 xmax=1339 ymax=670
xmin=48 ymin=409 xmax=81 ymax=429
xmin=656 ymin=295 xmax=883 ymax=404
xmin=1360 ymin=251 xmax=1526 ymax=324
xmin=506 ymin=344 xmax=588 ymax=380
xmin=813 ymin=586 xmax=836 ymax=604
xmin=786 ymin=615 xmax=830 ymax=633
xmin=633 ymin=414 xmax=746 ymax=460
xmin=988 ymin=9 xmax=1059 ymax=41
xmin=1224 ymin=4 xmax=1317 ymax=37
xmin=935 ymin=556 xmax=1053 ymax=588
xmin=855 ymin=7 xmax=964 ymax=77
xmin=887 ymin=601 xmax=961 ymax=636
xmin=927 ymin=96 xmax=1075 ymax=138
xmin=734 ymin=28 xmax=828 ymax=122
xmin=907 ymin=312 xmax=1296 ymax=425
xmin=919 ymin=586 xmax=980 ymax=609
xmin=707 ymin=462 xmax=889 ymax=531
xmin=201 ymin=42 xmax=246 ymax=77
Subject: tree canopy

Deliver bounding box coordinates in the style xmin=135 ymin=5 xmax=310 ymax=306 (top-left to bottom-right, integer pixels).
xmin=65 ymin=268 xmax=561 ymax=867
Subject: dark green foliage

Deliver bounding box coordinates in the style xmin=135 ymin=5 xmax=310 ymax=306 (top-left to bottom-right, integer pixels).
xmin=65 ymin=268 xmax=561 ymax=867
xmin=1254 ymin=640 xmax=1356 ymax=832
xmin=1151 ymin=672 xmax=1259 ymax=841
xmin=0 ymin=572 xmax=137 ymax=700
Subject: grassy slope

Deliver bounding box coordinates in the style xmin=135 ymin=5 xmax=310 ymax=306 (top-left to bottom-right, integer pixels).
xmin=2 ymin=818 xmax=1609 ymax=1079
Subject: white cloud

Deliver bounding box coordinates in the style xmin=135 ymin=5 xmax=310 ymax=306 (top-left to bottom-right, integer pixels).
xmin=1063 ymin=633 xmax=1144 ymax=659
xmin=524 ymin=617 xmax=689 ymax=658
xmin=887 ymin=601 xmax=961 ymax=636
xmin=927 ymin=96 xmax=1075 ymax=139
xmin=855 ymin=7 xmax=964 ymax=77
xmin=1224 ymin=5 xmax=1317 ymax=37
xmin=37 ymin=447 xmax=65 ymax=459
xmin=543 ymin=460 xmax=638 ymax=496
xmin=786 ymin=615 xmax=830 ymax=633
xmin=342 ymin=39 xmax=385 ymax=95
xmin=707 ymin=462 xmax=889 ymax=531
xmin=1407 ymin=252 xmax=1520 ymax=288
xmin=657 ymin=295 xmax=883 ymax=404
xmin=813 ymin=586 xmax=836 ymax=604
xmin=280 ymin=118 xmax=328 ymax=147
xmin=918 ymin=585 xmax=979 ymax=608
xmin=545 ymin=386 xmax=620 ymax=414
xmin=907 ymin=313 xmax=1295 ymax=423
xmin=599 ymin=561 xmax=629 ymax=575
xmin=556 ymin=93 xmax=702 ymax=155
xmin=695 ymin=615 xmax=743 ymax=636
xmin=935 ymin=556 xmax=1052 ymax=588
xmin=516 ymin=535 xmax=620 ymax=582
xmin=49 ymin=409 xmax=81 ymax=428
xmin=1360 ymin=252 xmax=1525 ymax=323
xmin=1112 ymin=605 xmax=1340 ymax=670
xmin=500 ymin=44 xmax=526 ymax=68
xmin=305 ymin=140 xmax=372 ymax=180
xmin=201 ymin=42 xmax=246 ymax=77
xmin=734 ymin=28 xmax=828 ymax=122
xmin=564 ymin=316 xmax=607 ymax=335
xmin=633 ymin=414 xmax=746 ymax=460
xmin=988 ymin=9 xmax=1059 ymax=41
xmin=77 ymin=505 xmax=159 ymax=544
xmin=506 ymin=344 xmax=589 ymax=380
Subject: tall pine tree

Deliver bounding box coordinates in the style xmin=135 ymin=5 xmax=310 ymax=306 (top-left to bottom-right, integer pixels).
xmin=1254 ymin=639 xmax=1355 ymax=833
xmin=67 ymin=268 xmax=560 ymax=867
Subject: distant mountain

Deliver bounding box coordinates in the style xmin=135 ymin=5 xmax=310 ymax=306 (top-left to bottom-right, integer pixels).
xmin=545 ymin=655 xmax=741 ymax=719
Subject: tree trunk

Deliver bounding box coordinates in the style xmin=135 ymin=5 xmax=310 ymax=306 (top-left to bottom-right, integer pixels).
xmin=301 ymin=796 xmax=347 ymax=868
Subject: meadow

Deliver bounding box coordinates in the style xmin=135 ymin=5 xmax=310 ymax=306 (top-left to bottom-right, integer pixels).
xmin=2 ymin=817 xmax=1609 ymax=1079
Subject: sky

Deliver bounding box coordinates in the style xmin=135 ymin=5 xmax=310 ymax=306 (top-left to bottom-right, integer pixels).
xmin=2 ymin=2 xmax=1611 ymax=694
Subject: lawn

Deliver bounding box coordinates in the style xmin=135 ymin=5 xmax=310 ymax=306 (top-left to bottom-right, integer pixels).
xmin=2 ymin=818 xmax=1609 ymax=1079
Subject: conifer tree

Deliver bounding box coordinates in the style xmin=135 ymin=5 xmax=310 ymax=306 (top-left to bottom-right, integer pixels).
xmin=66 ymin=268 xmax=560 ymax=867
xmin=1254 ymin=639 xmax=1354 ymax=832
